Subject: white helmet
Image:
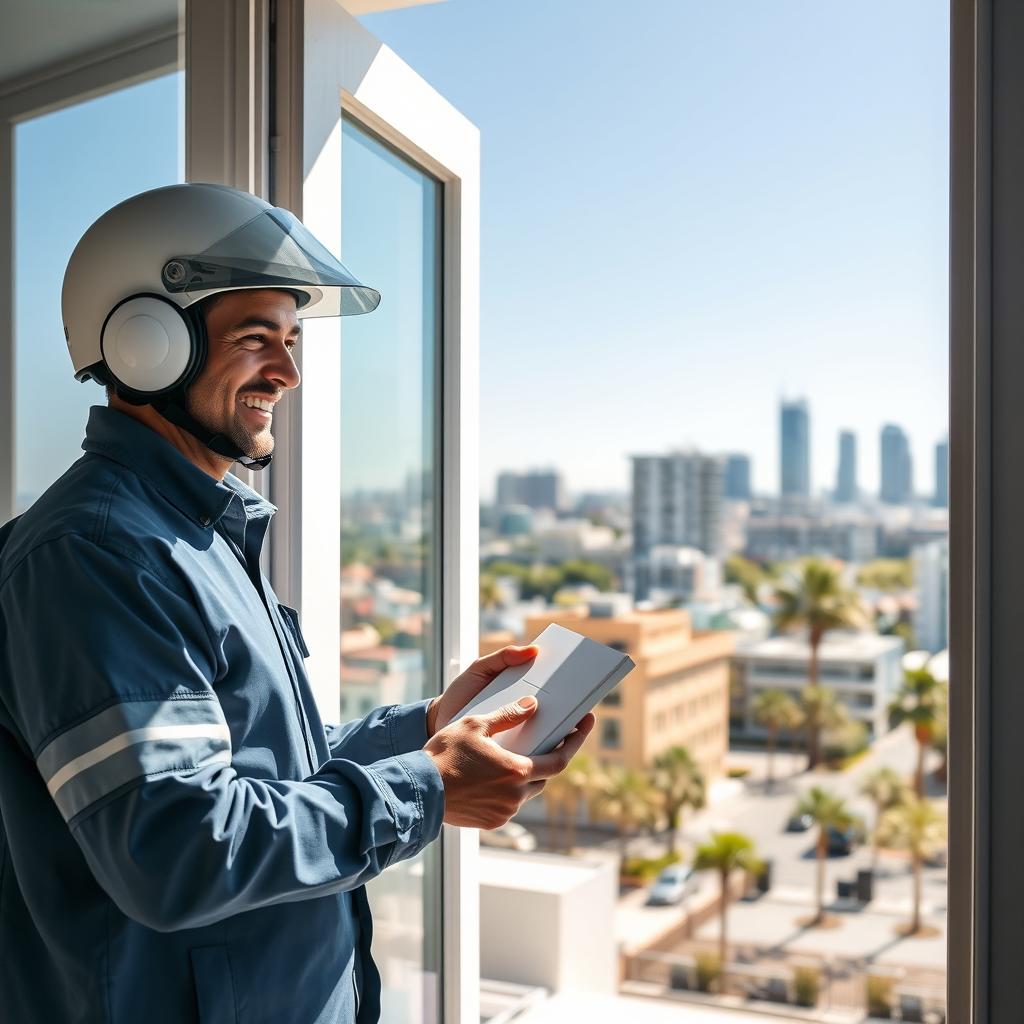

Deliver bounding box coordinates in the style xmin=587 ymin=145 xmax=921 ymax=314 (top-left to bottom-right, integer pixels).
xmin=63 ymin=182 xmax=379 ymax=391
xmin=61 ymin=182 xmax=379 ymax=467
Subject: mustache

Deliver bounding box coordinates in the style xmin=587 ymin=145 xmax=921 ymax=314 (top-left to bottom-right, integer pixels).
xmin=237 ymin=383 xmax=281 ymax=399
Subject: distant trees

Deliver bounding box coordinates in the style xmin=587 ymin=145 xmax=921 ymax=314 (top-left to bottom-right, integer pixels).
xmin=772 ymin=559 xmax=866 ymax=769
xmin=795 ymin=787 xmax=856 ymax=926
xmin=860 ymin=766 xmax=910 ymax=871
xmin=856 ymin=558 xmax=914 ymax=592
xmin=650 ymin=746 xmax=707 ymax=855
xmin=877 ymin=795 xmax=946 ymax=935
xmin=542 ymin=751 xmax=600 ymax=853
xmin=482 ymin=558 xmax=617 ymax=602
xmin=725 ymin=554 xmax=770 ymax=605
xmin=799 ymin=685 xmax=849 ymax=772
xmin=694 ymin=833 xmax=763 ymax=985
xmin=479 ymin=573 xmax=503 ymax=611
xmin=753 ymin=689 xmax=801 ymax=788
xmin=593 ymin=765 xmax=662 ymax=855
xmin=889 ymin=668 xmax=948 ymax=796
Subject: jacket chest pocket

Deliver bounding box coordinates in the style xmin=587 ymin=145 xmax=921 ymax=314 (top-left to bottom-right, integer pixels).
xmin=277 ymin=603 xmax=310 ymax=658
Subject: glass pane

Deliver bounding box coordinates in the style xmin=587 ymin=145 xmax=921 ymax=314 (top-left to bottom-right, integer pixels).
xmin=340 ymin=117 xmax=443 ymax=1024
xmin=360 ymin=2 xmax=950 ymax=1020
xmin=14 ymin=25 xmax=184 ymax=511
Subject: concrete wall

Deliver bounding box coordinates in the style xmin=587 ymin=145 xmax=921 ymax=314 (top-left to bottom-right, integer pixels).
xmin=479 ymin=851 xmax=618 ymax=995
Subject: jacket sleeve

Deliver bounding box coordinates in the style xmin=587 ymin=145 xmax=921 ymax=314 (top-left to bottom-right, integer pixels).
xmin=324 ymin=700 xmax=433 ymax=764
xmin=1 ymin=534 xmax=445 ymax=933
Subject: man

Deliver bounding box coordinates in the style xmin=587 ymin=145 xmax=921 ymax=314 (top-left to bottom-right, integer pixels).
xmin=0 ymin=184 xmax=593 ymax=1023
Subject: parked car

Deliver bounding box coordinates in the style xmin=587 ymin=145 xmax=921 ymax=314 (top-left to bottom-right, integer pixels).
xmin=826 ymin=824 xmax=863 ymax=856
xmin=479 ymin=821 xmax=537 ymax=852
xmin=786 ymin=812 xmax=814 ymax=832
xmin=646 ymin=864 xmax=698 ymax=906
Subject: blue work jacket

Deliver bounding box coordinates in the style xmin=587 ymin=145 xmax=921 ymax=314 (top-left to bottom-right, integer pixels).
xmin=0 ymin=405 xmax=445 ymax=1023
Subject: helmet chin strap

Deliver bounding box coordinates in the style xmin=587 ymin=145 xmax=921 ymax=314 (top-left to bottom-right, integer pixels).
xmin=147 ymin=304 xmax=273 ymax=470
xmin=152 ymin=394 xmax=273 ymax=470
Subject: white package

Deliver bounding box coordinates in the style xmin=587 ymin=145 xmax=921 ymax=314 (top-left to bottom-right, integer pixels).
xmin=453 ymin=623 xmax=635 ymax=756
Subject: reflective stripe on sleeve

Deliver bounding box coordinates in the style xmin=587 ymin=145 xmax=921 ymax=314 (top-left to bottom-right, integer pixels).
xmin=36 ymin=697 xmax=232 ymax=822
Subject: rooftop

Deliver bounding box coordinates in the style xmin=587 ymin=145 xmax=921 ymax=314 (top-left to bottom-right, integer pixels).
xmin=478 ymin=849 xmax=613 ymax=895
xmin=736 ymin=632 xmax=904 ymax=662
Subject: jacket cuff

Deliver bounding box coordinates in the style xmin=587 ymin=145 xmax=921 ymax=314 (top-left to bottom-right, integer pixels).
xmin=365 ymin=749 xmax=445 ymax=853
xmin=385 ymin=699 xmax=432 ymax=756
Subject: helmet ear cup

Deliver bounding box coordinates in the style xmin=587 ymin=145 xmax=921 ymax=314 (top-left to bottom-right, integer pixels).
xmin=100 ymin=294 xmax=205 ymax=403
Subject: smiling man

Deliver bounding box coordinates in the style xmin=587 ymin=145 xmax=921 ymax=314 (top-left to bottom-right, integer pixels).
xmin=0 ymin=184 xmax=593 ymax=1024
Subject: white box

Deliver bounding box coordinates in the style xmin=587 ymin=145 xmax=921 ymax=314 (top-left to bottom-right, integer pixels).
xmin=455 ymin=623 xmax=634 ymax=755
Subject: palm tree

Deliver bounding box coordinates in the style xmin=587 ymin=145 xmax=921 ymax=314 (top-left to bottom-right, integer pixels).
xmin=593 ymin=764 xmax=663 ymax=855
xmin=783 ymin=699 xmax=806 ymax=764
xmin=799 ymin=685 xmax=849 ymax=771
xmin=877 ymin=795 xmax=946 ymax=934
xmin=889 ymin=668 xmax=947 ymax=796
xmin=753 ymin=689 xmax=801 ymax=789
xmin=860 ymin=766 xmax=910 ymax=871
xmin=694 ymin=833 xmax=764 ymax=987
xmin=795 ymin=787 xmax=856 ymax=925
xmin=650 ymin=746 xmax=706 ymax=855
xmin=773 ymin=559 xmax=866 ymax=767
xmin=545 ymin=751 xmax=601 ymax=852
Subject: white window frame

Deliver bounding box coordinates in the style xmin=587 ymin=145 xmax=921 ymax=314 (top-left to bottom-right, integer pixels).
xmin=268 ymin=1 xmax=481 ymax=1020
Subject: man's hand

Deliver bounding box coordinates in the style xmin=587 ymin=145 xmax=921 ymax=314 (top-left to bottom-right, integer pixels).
xmin=426 ymin=644 xmax=540 ymax=737
xmin=424 ymin=696 xmax=595 ymax=830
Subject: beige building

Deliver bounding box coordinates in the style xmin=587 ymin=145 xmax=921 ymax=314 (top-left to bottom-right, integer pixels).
xmin=481 ymin=605 xmax=733 ymax=783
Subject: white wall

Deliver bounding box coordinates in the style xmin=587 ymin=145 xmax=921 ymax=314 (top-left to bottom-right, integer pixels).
xmin=479 ymin=851 xmax=617 ymax=995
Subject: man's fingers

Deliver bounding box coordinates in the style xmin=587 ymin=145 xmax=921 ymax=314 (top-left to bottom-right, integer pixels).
xmin=526 ymin=714 xmax=595 ymax=780
xmin=480 ymin=694 xmax=539 ymax=736
xmin=464 ymin=644 xmax=539 ymax=685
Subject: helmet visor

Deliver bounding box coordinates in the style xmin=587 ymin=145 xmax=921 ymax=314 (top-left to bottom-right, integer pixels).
xmin=161 ymin=206 xmax=380 ymax=316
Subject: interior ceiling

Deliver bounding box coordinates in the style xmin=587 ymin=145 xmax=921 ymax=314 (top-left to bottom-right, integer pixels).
xmin=0 ymin=0 xmax=180 ymax=90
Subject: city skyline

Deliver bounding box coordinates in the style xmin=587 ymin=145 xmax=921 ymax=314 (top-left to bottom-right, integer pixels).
xmin=490 ymin=415 xmax=949 ymax=505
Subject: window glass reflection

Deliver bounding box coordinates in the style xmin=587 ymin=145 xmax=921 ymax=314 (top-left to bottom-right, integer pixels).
xmin=340 ymin=117 xmax=443 ymax=1024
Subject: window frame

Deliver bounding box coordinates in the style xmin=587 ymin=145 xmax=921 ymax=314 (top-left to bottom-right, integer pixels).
xmin=948 ymin=2 xmax=986 ymax=1021
xmin=267 ymin=1 xmax=481 ymax=1020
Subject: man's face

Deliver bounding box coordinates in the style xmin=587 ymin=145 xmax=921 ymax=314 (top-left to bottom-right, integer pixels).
xmin=185 ymin=289 xmax=302 ymax=461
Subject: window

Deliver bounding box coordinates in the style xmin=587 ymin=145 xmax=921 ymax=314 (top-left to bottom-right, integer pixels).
xmin=339 ymin=116 xmax=443 ymax=1024
xmin=12 ymin=36 xmax=183 ymax=512
xmin=600 ymin=718 xmax=622 ymax=749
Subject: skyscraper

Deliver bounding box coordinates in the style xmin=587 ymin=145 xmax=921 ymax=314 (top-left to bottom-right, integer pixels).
xmin=934 ymin=438 xmax=949 ymax=507
xmin=630 ymin=451 xmax=725 ymax=599
xmin=780 ymin=398 xmax=811 ymax=499
xmin=835 ymin=430 xmax=858 ymax=503
xmin=495 ymin=469 xmax=565 ymax=511
xmin=880 ymin=424 xmax=914 ymax=504
xmin=724 ymin=453 xmax=752 ymax=500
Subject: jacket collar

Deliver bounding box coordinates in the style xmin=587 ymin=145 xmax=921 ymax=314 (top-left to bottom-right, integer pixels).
xmin=81 ymin=405 xmax=276 ymax=529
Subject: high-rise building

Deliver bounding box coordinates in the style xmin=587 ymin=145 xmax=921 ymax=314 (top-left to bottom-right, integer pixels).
xmin=835 ymin=430 xmax=858 ymax=503
xmin=630 ymin=451 xmax=725 ymax=600
xmin=495 ymin=469 xmax=565 ymax=511
xmin=724 ymin=453 xmax=752 ymax=500
xmin=780 ymin=398 xmax=811 ymax=499
xmin=880 ymin=424 xmax=914 ymax=504
xmin=934 ymin=438 xmax=949 ymax=507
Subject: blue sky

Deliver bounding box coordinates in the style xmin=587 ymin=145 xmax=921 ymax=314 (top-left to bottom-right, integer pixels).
xmin=361 ymin=0 xmax=950 ymax=500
